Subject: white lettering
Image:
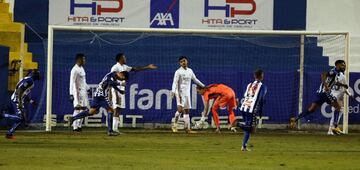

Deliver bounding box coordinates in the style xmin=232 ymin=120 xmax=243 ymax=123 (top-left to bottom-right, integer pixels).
xmin=150 ymin=13 xmax=174 ymax=26
xmin=155 ymin=89 xmax=172 ymax=109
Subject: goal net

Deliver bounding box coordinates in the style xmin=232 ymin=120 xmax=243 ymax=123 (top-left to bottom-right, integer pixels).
xmin=45 ymin=26 xmax=349 ymax=133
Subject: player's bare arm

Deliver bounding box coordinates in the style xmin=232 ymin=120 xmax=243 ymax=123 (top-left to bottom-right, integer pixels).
xmin=131 ymin=64 xmax=158 ymax=71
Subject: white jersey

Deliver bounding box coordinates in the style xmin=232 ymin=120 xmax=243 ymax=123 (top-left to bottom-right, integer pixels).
xmin=111 ymin=63 xmax=132 ymax=91
xmin=70 ymin=64 xmax=89 ymax=106
xmin=331 ymin=72 xmax=347 ymax=100
xmin=171 ymin=67 xmax=204 ymax=97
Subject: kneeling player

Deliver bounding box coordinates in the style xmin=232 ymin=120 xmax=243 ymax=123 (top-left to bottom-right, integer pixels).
xmin=196 ymin=84 xmax=237 ymax=133
xmin=290 ymin=60 xmax=346 ymax=135
xmin=69 ymin=71 xmax=128 ymax=136
xmin=1 ymin=69 xmax=40 ymax=139
xmin=238 ymin=69 xmax=267 ymax=151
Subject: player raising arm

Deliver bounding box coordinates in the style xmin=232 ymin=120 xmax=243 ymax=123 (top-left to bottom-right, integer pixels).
xmin=110 ymin=53 xmax=157 ymax=133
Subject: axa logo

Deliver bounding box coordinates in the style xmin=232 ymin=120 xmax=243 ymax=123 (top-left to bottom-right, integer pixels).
xmin=150 ymin=13 xmax=175 ymax=26
xmin=204 ymin=0 xmax=256 ymax=17
xmin=150 ymin=0 xmax=179 ymax=28
xmin=70 ymin=0 xmax=123 ymax=15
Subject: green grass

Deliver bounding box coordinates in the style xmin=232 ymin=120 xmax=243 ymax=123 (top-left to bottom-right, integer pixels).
xmin=1 ymin=130 xmax=360 ymax=170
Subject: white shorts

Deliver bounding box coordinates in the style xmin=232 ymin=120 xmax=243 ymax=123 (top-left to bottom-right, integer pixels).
xmin=73 ymin=91 xmax=89 ymax=109
xmin=176 ymin=94 xmax=191 ymax=109
xmin=111 ymin=88 xmax=126 ymax=109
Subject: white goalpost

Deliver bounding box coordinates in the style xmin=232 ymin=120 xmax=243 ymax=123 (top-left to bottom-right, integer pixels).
xmin=46 ymin=25 xmax=349 ymax=133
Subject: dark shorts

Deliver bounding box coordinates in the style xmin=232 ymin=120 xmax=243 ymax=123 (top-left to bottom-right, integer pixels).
xmin=314 ymin=92 xmax=337 ymax=105
xmin=90 ymin=97 xmax=111 ymax=111
xmin=11 ymin=101 xmax=23 ymax=116
xmin=240 ymin=111 xmax=256 ymax=126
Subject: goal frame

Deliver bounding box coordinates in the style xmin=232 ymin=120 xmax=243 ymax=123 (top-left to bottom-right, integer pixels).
xmin=46 ymin=25 xmax=350 ymax=133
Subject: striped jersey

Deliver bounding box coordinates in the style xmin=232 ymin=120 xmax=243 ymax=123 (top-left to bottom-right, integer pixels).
xmin=239 ymin=80 xmax=267 ymax=114
xmin=94 ymin=72 xmax=122 ymax=98
xmin=317 ymin=68 xmax=338 ymax=94
xmin=11 ymin=76 xmax=34 ymax=104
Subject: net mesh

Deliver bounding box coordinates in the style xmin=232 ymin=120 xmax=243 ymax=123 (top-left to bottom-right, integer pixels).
xmin=41 ymin=31 xmax=346 ymax=129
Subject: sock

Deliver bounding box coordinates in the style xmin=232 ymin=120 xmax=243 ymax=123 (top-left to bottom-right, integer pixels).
xmin=183 ymin=114 xmax=190 ymax=130
xmin=113 ymin=117 xmax=119 ymax=132
xmin=174 ymin=111 xmax=180 ymax=125
xmin=242 ymin=131 xmax=251 ymax=148
xmin=200 ymin=115 xmax=206 ymax=122
xmin=2 ymin=113 xmax=22 ymax=122
xmin=7 ymin=122 xmax=21 ymax=136
xmin=107 ymin=112 xmax=113 ymax=132
xmin=78 ymin=118 xmax=83 ymax=128
xmin=295 ymin=110 xmax=311 ymax=121
xmin=72 ymin=110 xmax=80 ymax=130
xmin=73 ymin=110 xmax=90 ymax=120
xmin=329 ymin=115 xmax=334 ymax=131
xmin=212 ymin=108 xmax=220 ymax=128
xmin=333 ymin=110 xmax=340 ymax=127
xmin=337 ymin=111 xmax=343 ymax=125
xmin=228 ymin=109 xmax=235 ymax=126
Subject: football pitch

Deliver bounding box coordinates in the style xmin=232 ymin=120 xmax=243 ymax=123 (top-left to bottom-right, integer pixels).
xmin=1 ymin=130 xmax=360 ymax=170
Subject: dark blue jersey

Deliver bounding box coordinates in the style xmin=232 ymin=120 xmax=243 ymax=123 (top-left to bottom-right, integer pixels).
xmin=10 ymin=76 xmax=34 ymax=104
xmin=94 ymin=72 xmax=122 ymax=98
xmin=317 ymin=68 xmax=338 ymax=94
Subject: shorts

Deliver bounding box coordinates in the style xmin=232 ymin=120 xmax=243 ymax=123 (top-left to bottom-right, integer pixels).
xmin=90 ymin=97 xmax=111 ymax=111
xmin=11 ymin=101 xmax=24 ymax=116
xmin=73 ymin=90 xmax=89 ymax=109
xmin=176 ymin=94 xmax=191 ymax=109
xmin=213 ymin=90 xmax=236 ymax=109
xmin=314 ymin=92 xmax=337 ymax=105
xmin=110 ymin=88 xmax=125 ymax=109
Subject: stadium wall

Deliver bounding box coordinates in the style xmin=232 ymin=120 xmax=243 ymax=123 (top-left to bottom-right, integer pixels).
xmin=0 ymin=46 xmax=9 ymax=111
xmin=307 ymin=0 xmax=360 ymax=72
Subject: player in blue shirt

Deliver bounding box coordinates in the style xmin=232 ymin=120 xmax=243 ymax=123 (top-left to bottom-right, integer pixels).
xmin=69 ymin=71 xmax=128 ymax=136
xmin=0 ymin=69 xmax=40 ymax=139
xmin=290 ymin=60 xmax=347 ymax=135
xmin=238 ymin=69 xmax=267 ymax=151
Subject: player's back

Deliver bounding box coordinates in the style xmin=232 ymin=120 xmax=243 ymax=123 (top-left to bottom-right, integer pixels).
xmin=317 ymin=68 xmax=337 ymax=94
xmin=11 ymin=76 xmax=34 ymax=103
xmin=240 ymin=80 xmax=266 ymax=113
xmin=94 ymin=72 xmax=115 ymax=98
xmin=207 ymin=84 xmax=233 ymax=94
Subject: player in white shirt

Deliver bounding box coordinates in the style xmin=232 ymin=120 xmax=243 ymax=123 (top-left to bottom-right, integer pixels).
xmin=171 ymin=56 xmax=205 ymax=133
xmin=328 ymin=70 xmax=352 ymax=135
xmin=110 ymin=53 xmax=157 ymax=132
xmin=69 ymin=53 xmax=90 ymax=132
